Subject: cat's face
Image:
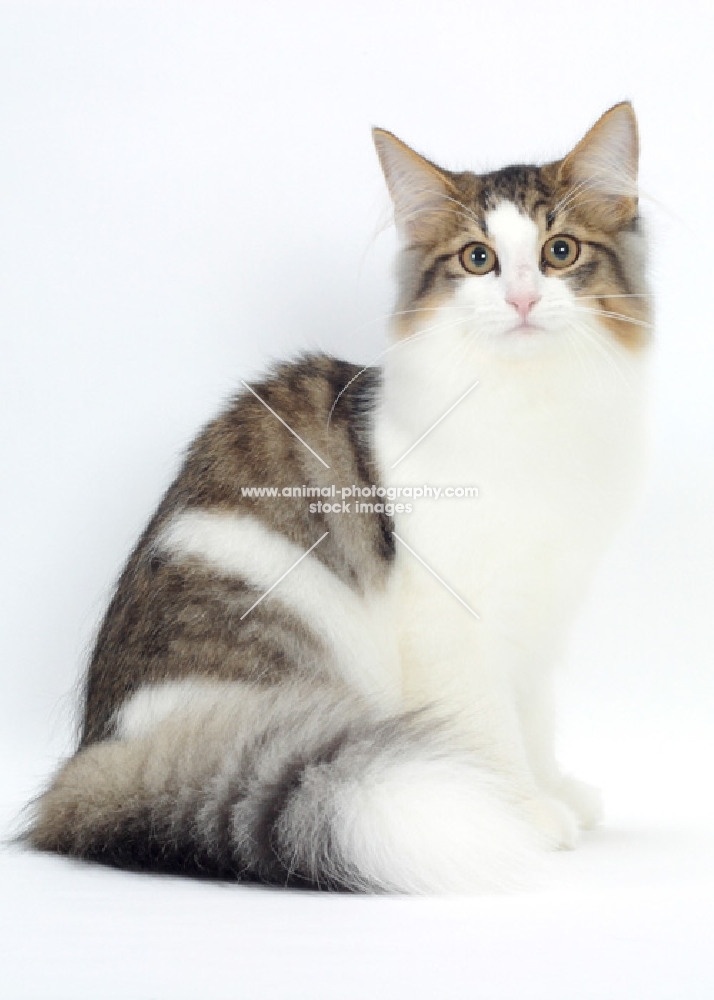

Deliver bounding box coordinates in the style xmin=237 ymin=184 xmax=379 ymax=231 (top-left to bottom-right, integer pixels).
xmin=374 ymin=104 xmax=650 ymax=355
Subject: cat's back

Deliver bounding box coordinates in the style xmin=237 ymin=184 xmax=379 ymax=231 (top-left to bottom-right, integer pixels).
xmin=81 ymin=353 xmax=398 ymax=744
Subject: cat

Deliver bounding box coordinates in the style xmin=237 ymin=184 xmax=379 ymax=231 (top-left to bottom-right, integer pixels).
xmin=26 ymin=102 xmax=651 ymax=893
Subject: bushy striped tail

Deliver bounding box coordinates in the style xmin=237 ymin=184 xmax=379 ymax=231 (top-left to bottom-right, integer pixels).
xmin=27 ymin=680 xmax=541 ymax=893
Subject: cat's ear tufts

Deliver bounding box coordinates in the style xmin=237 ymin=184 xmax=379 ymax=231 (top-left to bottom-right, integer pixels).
xmin=372 ymin=128 xmax=456 ymax=243
xmin=557 ymin=102 xmax=639 ymax=228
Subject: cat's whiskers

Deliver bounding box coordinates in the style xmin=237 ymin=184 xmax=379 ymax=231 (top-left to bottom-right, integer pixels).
xmin=553 ymin=163 xmax=637 ymax=219
xmin=431 ymin=191 xmax=484 ymax=228
xmin=398 ymin=204 xmax=482 ymax=233
xmin=391 ymin=304 xmax=473 ymax=320
xmin=561 ymin=323 xmax=590 ymax=387
xmin=553 ymin=179 xmax=638 ymax=219
xmin=420 ymin=326 xmax=479 ymax=393
xmin=572 ymin=305 xmax=654 ymax=331
xmin=566 ymin=319 xmax=637 ymax=393
xmin=418 ymin=310 xmax=505 ymax=392
xmin=326 ymin=298 xmax=644 ymax=450
xmin=580 ymin=336 xmax=622 ymax=398
xmin=550 ymin=178 xmax=599 ymax=218
xmin=324 ymin=308 xmax=496 ymax=448
xmin=555 ymin=195 xmax=611 ymax=220
xmin=396 ymin=190 xmax=484 ymax=232
xmin=575 ymin=293 xmax=653 ymax=302
xmin=311 ymin=302 xmax=475 ymax=384
xmin=558 ymin=317 xmax=609 ymax=394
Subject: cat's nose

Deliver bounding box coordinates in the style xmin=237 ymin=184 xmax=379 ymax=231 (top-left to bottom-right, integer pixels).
xmin=506 ymin=291 xmax=541 ymax=320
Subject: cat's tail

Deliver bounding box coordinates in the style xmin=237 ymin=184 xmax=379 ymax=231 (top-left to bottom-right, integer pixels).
xmin=25 ymin=679 xmax=543 ymax=893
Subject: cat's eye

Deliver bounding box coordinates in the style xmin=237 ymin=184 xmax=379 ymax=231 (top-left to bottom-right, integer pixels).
xmin=459 ymin=242 xmax=497 ymax=276
xmin=543 ymin=235 xmax=580 ymax=270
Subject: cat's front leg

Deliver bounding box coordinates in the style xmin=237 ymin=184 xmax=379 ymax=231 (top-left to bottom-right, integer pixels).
xmin=396 ymin=572 xmax=584 ymax=848
xmin=465 ymin=687 xmax=583 ymax=850
xmin=516 ymin=672 xmax=603 ymax=831
xmin=551 ymin=775 xmax=603 ymax=830
xmin=402 ymin=642 xmax=581 ymax=849
xmin=483 ymin=688 xmax=583 ymax=848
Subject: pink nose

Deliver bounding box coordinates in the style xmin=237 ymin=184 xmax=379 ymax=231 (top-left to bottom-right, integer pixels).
xmin=506 ymin=292 xmax=540 ymax=320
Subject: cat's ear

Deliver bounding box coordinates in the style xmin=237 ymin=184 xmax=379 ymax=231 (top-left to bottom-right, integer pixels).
xmin=372 ymin=128 xmax=456 ymax=243
xmin=557 ymin=102 xmax=639 ymax=228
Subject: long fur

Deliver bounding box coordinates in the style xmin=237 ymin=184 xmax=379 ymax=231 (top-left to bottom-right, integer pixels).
xmin=25 ymin=103 xmax=650 ymax=893
xmin=28 ymin=680 xmax=541 ymax=893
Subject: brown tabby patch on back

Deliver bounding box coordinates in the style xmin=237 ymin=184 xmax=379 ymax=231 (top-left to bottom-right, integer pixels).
xmin=81 ymin=356 xmax=391 ymax=744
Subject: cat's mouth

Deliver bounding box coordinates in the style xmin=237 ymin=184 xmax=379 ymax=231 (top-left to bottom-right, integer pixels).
xmin=507 ymin=320 xmax=543 ymax=334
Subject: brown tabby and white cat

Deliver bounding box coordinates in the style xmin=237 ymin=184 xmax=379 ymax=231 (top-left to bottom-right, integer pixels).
xmin=27 ymin=103 xmax=650 ymax=892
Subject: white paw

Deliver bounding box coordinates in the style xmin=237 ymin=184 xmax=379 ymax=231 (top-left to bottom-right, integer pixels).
xmin=521 ymin=794 xmax=580 ymax=850
xmin=554 ymin=775 xmax=603 ymax=830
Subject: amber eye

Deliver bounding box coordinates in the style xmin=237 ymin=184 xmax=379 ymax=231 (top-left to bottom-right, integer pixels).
xmin=459 ymin=242 xmax=497 ymax=275
xmin=543 ymin=235 xmax=580 ymax=269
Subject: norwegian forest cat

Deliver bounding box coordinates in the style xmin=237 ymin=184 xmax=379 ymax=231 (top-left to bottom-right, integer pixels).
xmin=27 ymin=103 xmax=650 ymax=892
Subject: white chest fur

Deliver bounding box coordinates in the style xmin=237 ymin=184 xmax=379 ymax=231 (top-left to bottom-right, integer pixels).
xmin=375 ymin=319 xmax=647 ymax=721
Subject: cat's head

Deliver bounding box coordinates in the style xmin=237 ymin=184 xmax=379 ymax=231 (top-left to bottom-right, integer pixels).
xmin=374 ymin=103 xmax=650 ymax=354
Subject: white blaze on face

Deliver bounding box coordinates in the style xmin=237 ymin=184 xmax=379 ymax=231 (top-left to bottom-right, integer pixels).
xmin=421 ymin=198 xmax=581 ymax=349
xmin=485 ymin=201 xmax=543 ymax=322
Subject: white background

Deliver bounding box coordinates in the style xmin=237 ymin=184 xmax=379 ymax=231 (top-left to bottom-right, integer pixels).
xmin=1 ymin=2 xmax=713 ymax=998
